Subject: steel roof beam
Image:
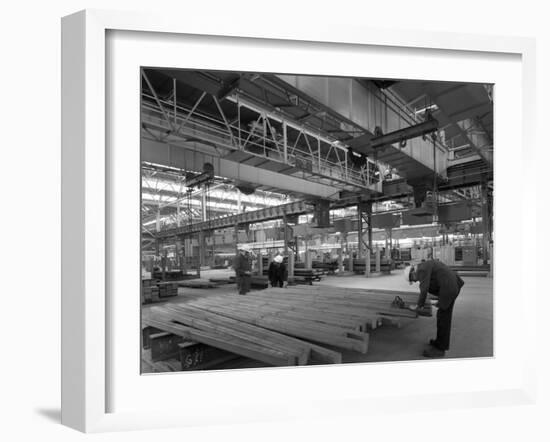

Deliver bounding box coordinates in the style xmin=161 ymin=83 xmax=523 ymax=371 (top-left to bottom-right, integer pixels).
xmin=142 ymin=138 xmax=341 ymax=200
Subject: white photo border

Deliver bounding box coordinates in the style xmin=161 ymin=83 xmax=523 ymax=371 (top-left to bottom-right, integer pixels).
xmin=61 ymin=9 xmax=537 ymax=433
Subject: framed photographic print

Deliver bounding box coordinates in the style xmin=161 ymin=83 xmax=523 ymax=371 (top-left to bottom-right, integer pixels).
xmin=61 ymin=9 xmax=537 ymax=433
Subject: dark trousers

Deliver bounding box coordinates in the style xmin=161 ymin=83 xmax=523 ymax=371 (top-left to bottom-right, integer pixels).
xmin=435 ymin=298 xmax=456 ymax=351
xmin=236 ymin=274 xmax=251 ymax=295
xmin=270 ymin=279 xmax=284 ymax=288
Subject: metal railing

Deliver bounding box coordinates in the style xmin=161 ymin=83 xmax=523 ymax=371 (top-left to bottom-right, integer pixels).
xmin=141 ymin=92 xmax=382 ymax=192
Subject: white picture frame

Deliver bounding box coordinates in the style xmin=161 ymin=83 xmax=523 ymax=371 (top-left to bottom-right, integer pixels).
xmin=61 ymin=9 xmax=537 ymax=433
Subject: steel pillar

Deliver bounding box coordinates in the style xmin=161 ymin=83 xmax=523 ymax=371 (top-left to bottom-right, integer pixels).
xmin=367 ymin=202 xmax=373 ymax=251
xmin=201 ymin=190 xmax=207 ymax=222
xmin=338 ymin=246 xmax=344 ymax=273
xmin=257 ymin=253 xmax=263 ymax=276
xmin=305 ymin=250 xmax=312 ymax=270
xmin=288 ymin=253 xmax=295 ymax=278
xmin=481 ymin=177 xmax=491 ymax=264
xmin=364 ymin=253 xmax=371 ymax=278
xmin=357 ymin=204 xmax=363 ymax=259
xmin=198 ymin=231 xmax=205 ymax=271
xmin=345 ymin=234 xmax=353 ymax=272
xmin=234 ymin=223 xmax=239 ymax=256
xmin=283 ymin=214 xmax=289 ymax=257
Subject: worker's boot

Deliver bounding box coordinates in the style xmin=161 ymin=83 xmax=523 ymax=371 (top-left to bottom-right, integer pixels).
xmin=422 ymin=346 xmax=445 ymax=358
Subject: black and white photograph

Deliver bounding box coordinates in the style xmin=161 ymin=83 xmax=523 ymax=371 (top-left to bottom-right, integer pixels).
xmin=3 ymin=0 xmax=547 ymax=438
xmin=140 ymin=68 xmax=494 ymax=373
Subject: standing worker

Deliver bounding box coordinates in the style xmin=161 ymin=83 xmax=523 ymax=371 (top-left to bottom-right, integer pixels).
xmin=234 ymin=244 xmax=252 ymax=295
xmin=268 ymin=254 xmax=288 ymax=288
xmin=404 ymin=260 xmax=465 ymax=358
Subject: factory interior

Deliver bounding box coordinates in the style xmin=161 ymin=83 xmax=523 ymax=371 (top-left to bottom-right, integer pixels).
xmin=140 ymin=68 xmax=493 ymax=372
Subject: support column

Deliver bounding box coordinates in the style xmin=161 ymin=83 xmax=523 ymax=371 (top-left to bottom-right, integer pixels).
xmin=283 ymin=121 xmax=288 ymax=163
xmin=367 ymin=202 xmax=373 ymax=251
xmin=198 ymin=231 xmax=205 ymax=276
xmin=365 ymin=252 xmax=371 ymax=277
xmin=338 ymin=246 xmax=344 ymax=273
xmin=305 ymin=249 xmax=312 ymax=270
xmin=177 ymin=237 xmax=186 ymax=273
xmin=201 ymin=190 xmax=207 ymax=222
xmin=161 ymin=250 xmax=167 ymax=280
xmin=257 ymin=253 xmax=263 ymax=276
xmin=174 ymin=240 xmax=179 ymax=270
xmin=347 ymin=235 xmax=354 ymax=272
xmin=234 ymin=223 xmax=239 ymax=256
xmin=481 ymin=177 xmax=490 ymax=264
xmin=283 ymin=214 xmax=289 ymax=257
xmin=357 ymin=204 xmax=363 ymax=259
xmin=288 ymin=253 xmax=295 ymax=278
xmin=375 ymin=247 xmax=381 ymax=273
xmin=488 ymin=242 xmax=493 ymax=278
xmin=211 ymin=234 xmax=215 ymax=269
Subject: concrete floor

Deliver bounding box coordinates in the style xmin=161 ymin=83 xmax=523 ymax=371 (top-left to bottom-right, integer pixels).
xmin=319 ymin=273 xmax=494 ymax=362
xmin=142 ymin=271 xmax=493 ymax=370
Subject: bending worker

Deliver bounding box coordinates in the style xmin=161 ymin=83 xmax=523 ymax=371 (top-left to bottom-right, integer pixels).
xmin=268 ymin=254 xmax=288 ymax=288
xmin=234 ymin=244 xmax=252 ymax=295
xmin=404 ymin=260 xmax=465 ymax=358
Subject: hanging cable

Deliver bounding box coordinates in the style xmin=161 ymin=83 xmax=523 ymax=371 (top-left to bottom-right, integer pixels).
xmin=187 ymin=188 xmax=192 ymax=227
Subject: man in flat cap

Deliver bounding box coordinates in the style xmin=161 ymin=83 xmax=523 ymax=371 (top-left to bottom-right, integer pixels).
xmin=405 ymin=260 xmax=465 ymax=358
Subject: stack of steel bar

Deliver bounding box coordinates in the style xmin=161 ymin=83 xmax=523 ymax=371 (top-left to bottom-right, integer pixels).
xmin=144 ymin=304 xmax=342 ymax=366
xmin=449 ymin=265 xmax=489 ymax=277
xmin=144 ymin=286 xmax=420 ymax=367
xmin=178 ymin=279 xmax=220 ymax=288
xmin=257 ymin=286 xmax=421 ymax=321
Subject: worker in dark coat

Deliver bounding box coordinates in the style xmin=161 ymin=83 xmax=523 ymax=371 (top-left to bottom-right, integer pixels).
xmin=405 ymin=260 xmax=465 ymax=358
xmin=234 ymin=245 xmax=252 ymax=295
xmin=268 ymin=254 xmax=288 ymax=288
